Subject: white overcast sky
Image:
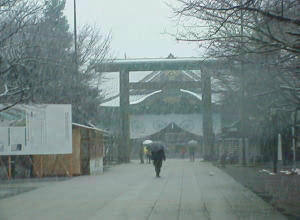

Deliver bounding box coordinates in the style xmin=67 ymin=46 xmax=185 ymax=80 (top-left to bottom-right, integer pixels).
xmin=64 ymin=0 xmax=203 ymax=59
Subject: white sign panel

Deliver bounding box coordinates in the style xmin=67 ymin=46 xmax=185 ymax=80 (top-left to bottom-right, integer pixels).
xmin=0 ymin=104 xmax=72 ymax=155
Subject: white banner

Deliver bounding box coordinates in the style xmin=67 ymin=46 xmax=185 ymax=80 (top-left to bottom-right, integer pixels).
xmin=0 ymin=104 xmax=72 ymax=155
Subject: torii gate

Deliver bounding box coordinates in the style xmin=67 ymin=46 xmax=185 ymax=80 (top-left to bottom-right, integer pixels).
xmin=96 ymin=58 xmax=218 ymax=163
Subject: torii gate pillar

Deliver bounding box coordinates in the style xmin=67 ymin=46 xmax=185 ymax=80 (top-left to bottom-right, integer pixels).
xmin=119 ymin=70 xmax=130 ymax=163
xmin=202 ymin=72 xmax=214 ymax=160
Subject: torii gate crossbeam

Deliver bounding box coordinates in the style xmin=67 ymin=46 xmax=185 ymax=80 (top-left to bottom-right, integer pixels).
xmin=97 ymin=58 xmax=215 ymax=163
xmin=95 ymin=58 xmax=219 ymax=72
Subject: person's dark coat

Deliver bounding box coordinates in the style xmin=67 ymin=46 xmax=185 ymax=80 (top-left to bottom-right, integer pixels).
xmin=151 ymin=149 xmax=166 ymax=161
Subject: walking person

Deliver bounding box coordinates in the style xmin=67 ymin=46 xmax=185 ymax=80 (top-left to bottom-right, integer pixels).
xmin=139 ymin=143 xmax=144 ymax=164
xmin=144 ymin=146 xmax=151 ymax=164
xmin=150 ymin=142 xmax=166 ymax=178
xmin=180 ymin=147 xmax=186 ymax=159
xmin=188 ymin=140 xmax=198 ymax=162
xmin=147 ymin=147 xmax=152 ymax=164
xmin=143 ymin=139 xmax=153 ymax=164
xmin=189 ymin=145 xmax=195 ymax=162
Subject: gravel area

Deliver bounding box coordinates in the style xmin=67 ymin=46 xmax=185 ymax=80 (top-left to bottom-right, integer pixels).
xmin=218 ymin=164 xmax=300 ymax=220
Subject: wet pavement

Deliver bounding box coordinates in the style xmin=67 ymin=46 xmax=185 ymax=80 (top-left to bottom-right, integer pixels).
xmin=0 ymin=159 xmax=287 ymax=220
xmin=0 ymin=177 xmax=70 ymax=199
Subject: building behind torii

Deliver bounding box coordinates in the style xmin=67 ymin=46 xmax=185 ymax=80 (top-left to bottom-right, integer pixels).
xmin=97 ymin=55 xmax=226 ymax=162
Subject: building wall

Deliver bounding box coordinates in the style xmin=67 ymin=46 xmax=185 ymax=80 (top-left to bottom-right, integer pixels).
xmin=32 ymin=127 xmax=81 ymax=176
xmin=130 ymin=113 xmax=221 ymax=139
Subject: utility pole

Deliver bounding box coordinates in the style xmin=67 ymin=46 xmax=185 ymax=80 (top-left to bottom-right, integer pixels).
xmin=292 ymin=108 xmax=298 ymax=169
xmin=73 ymin=0 xmax=78 ymax=71
xmin=281 ymin=0 xmax=284 ymax=17
xmin=240 ymin=0 xmax=247 ymax=166
xmin=271 ymin=108 xmax=278 ymax=173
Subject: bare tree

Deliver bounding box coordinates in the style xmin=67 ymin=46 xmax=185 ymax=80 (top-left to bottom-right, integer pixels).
xmin=173 ymin=0 xmax=299 ymax=54
xmin=172 ymin=0 xmax=299 ymax=108
xmin=77 ymin=24 xmax=111 ymax=79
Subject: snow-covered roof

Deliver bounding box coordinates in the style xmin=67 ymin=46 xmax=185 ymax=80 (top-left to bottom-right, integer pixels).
xmin=72 ymin=122 xmax=108 ymax=134
xmin=180 ymin=89 xmax=202 ymax=100
xmin=101 ymin=91 xmax=162 ymax=107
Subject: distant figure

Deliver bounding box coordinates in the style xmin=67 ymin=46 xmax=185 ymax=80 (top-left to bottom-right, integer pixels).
xmin=220 ymin=151 xmax=227 ymax=168
xmin=188 ymin=140 xmax=197 ymax=162
xmin=144 ymin=146 xmax=151 ymax=164
xmin=181 ymin=148 xmax=186 ymax=159
xmin=189 ymin=145 xmax=196 ymax=162
xmin=139 ymin=143 xmax=144 ymax=164
xmin=143 ymin=139 xmax=153 ymax=164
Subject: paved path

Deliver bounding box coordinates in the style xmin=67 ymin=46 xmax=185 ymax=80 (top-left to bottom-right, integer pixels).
xmin=0 ymin=159 xmax=287 ymax=220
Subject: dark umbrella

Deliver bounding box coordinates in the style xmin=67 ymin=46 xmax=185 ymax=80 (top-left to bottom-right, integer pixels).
xmin=148 ymin=141 xmax=165 ymax=152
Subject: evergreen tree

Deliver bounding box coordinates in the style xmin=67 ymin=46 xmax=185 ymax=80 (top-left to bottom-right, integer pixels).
xmin=1 ymin=0 xmax=110 ymax=124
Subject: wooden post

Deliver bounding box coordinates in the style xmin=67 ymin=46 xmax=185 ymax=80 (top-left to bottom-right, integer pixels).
xmin=0 ymin=157 xmax=9 ymax=179
xmin=8 ymin=156 xmax=11 ymax=180
xmin=70 ymin=154 xmax=73 ymax=177
xmin=59 ymin=157 xmax=71 ymax=177
xmin=202 ymin=71 xmax=214 ymax=160
xmin=292 ymin=109 xmax=298 ymax=169
xmin=119 ymin=70 xmax=130 ymax=163
xmin=40 ymin=156 xmax=43 ymax=178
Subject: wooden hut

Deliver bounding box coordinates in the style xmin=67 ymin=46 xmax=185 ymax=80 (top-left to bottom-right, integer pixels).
xmin=32 ymin=123 xmax=108 ymax=177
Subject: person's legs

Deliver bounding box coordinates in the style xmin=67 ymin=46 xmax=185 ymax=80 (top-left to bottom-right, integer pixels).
xmin=153 ymin=160 xmax=160 ymax=177
xmin=153 ymin=160 xmax=158 ymax=176
xmin=155 ymin=160 xmax=162 ymax=177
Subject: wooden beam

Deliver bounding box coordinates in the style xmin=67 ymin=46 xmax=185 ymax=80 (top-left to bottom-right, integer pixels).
xmin=59 ymin=157 xmax=71 ymax=177
xmin=129 ymin=81 xmax=201 ymax=90
xmin=70 ymin=154 xmax=73 ymax=177
xmin=40 ymin=156 xmax=43 ymax=178
xmin=8 ymin=156 xmax=11 ymax=180
xmin=96 ymin=58 xmax=219 ymax=72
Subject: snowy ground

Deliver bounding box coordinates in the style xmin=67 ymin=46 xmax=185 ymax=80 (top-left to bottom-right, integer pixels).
xmin=0 ymin=159 xmax=287 ymax=220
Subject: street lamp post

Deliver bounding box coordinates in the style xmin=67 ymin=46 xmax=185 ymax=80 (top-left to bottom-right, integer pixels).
xmin=292 ymin=108 xmax=299 ymax=169
xmin=270 ymin=108 xmax=278 ymax=173
xmin=240 ymin=0 xmax=247 ymax=166
xmin=73 ymin=0 xmax=78 ymax=71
